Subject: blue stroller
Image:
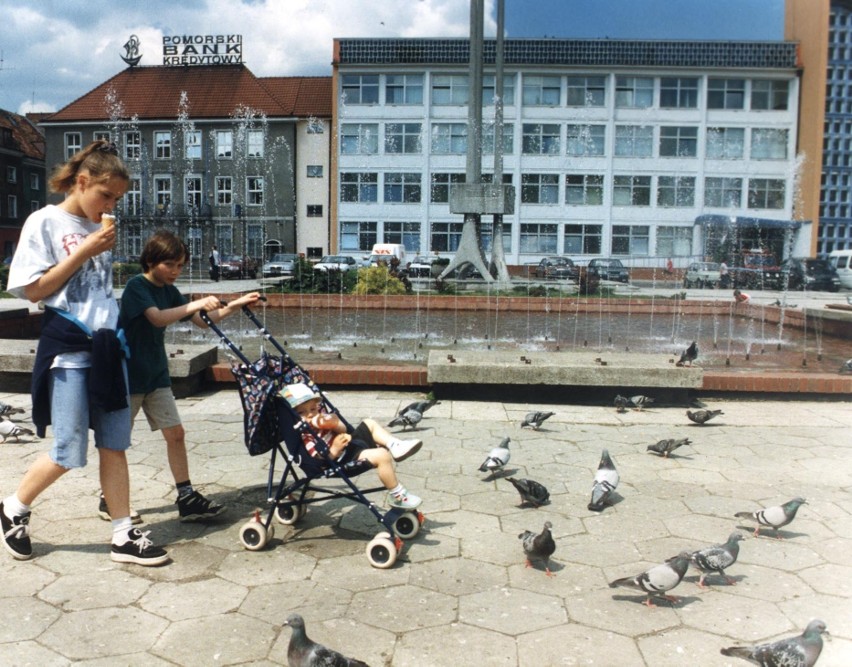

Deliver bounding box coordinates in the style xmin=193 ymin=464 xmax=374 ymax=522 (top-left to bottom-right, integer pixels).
xmin=202 ymin=303 xmax=425 ymax=568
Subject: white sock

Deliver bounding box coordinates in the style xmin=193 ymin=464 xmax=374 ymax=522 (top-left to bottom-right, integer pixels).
xmin=389 ymin=484 xmax=406 ymax=498
xmin=112 ymin=517 xmax=133 ymax=543
xmin=3 ymin=494 xmax=30 ymax=517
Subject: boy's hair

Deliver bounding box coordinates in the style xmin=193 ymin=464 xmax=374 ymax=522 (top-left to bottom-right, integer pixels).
xmin=139 ymin=229 xmax=190 ymax=272
xmin=49 ymin=139 xmax=129 ymax=193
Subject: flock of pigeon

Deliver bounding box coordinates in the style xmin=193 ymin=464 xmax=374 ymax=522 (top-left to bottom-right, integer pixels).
xmin=0 ymin=401 xmax=32 ymax=442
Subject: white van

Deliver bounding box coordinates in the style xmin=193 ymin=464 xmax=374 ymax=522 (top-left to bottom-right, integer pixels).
xmin=828 ymin=249 xmax=852 ymax=289
xmin=368 ymin=243 xmax=407 ymax=268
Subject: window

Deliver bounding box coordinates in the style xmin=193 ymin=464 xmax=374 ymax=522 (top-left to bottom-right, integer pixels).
xmin=481 ymin=123 xmax=514 ymax=154
xmin=307 ymin=165 xmax=323 ymax=178
xmin=613 ymin=176 xmax=651 ymax=206
xmin=93 ymin=131 xmax=111 ymax=143
xmin=154 ymin=176 xmax=171 ymax=212
xmin=659 ymin=77 xmax=699 ymax=108
xmin=707 ymin=78 xmax=745 ymax=109
xmin=341 ymin=123 xmax=379 ymax=154
xmin=615 ymin=125 xmax=653 ymax=157
xmin=124 ymin=132 xmax=141 ymax=160
xmin=185 ymin=130 xmax=201 ymax=160
xmin=704 ymin=177 xmax=742 ymax=207
xmin=750 ymin=128 xmax=788 ymax=160
xmin=522 ymin=75 xmax=561 ymax=105
xmin=612 ymin=225 xmax=650 ymax=255
xmin=216 ymin=130 xmax=233 ymax=158
xmin=747 ymin=178 xmax=786 ymax=209
xmin=341 ymin=74 xmax=379 ymax=104
xmin=431 ymin=123 xmax=467 ymax=154
xmin=125 ymin=224 xmax=144 ymax=259
xmin=519 ymin=223 xmax=558 ymax=253
xmin=480 ymin=227 xmax=512 ymax=254
xmin=385 ymin=123 xmax=422 ymax=154
xmin=154 ymin=131 xmax=171 ymax=159
xmin=65 ymin=132 xmax=82 ymax=160
xmin=216 ymin=224 xmax=233 ymax=256
xmin=185 ymin=176 xmax=202 ymax=212
xmin=340 ymin=172 xmax=378 ymax=202
xmin=566 ymin=125 xmax=605 ymax=156
xmin=430 ymin=222 xmax=463 ymax=252
xmin=7 ymin=195 xmax=17 ymax=219
xmin=706 ymin=127 xmax=744 ymax=159
xmin=307 ymin=205 xmax=323 ymax=217
xmin=30 ymin=200 xmax=40 ymax=213
xmin=659 ymin=126 xmax=698 ymax=157
xmin=247 ymin=177 xmax=264 ymax=206
xmin=566 ymin=75 xmax=606 ymax=107
xmin=657 ymin=176 xmax=696 ymax=207
xmin=564 ymin=224 xmax=603 ymax=254
xmin=247 ymin=224 xmax=263 ymax=258
xmin=615 ymin=76 xmax=653 ymax=108
xmin=565 ymin=174 xmax=604 ymax=206
xmin=656 ymin=226 xmax=692 ymax=257
xmin=384 ymin=173 xmax=421 ymax=203
xmin=125 ymin=177 xmax=142 ymax=215
xmin=340 ymin=221 xmax=377 ymax=251
xmin=483 ymin=75 xmax=515 ymax=105
xmin=216 ymin=176 xmax=233 ymax=205
xmin=386 ymin=74 xmax=424 ymax=105
xmin=431 ymin=74 xmax=469 ymax=105
xmin=751 ymin=79 xmax=789 ymax=110
xmin=521 ymin=174 xmax=559 ymax=204
xmin=248 ymin=129 xmax=264 ymax=158
xmin=384 ymin=221 xmax=421 ymax=251
xmin=522 ymin=123 xmax=560 ymax=155
xmin=307 ymin=118 xmax=325 ymax=134
xmin=430 ymin=173 xmax=465 ymax=203
xmin=6 ymin=166 xmax=16 ymax=183
xmin=30 ymin=173 xmax=39 ymax=190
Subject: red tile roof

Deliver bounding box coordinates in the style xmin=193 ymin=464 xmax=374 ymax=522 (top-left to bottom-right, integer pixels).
xmin=0 ymin=109 xmax=45 ymax=160
xmin=42 ymin=65 xmax=328 ymax=123
xmin=259 ymin=76 xmax=332 ymax=118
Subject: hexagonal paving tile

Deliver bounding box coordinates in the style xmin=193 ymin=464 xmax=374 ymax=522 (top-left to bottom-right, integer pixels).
xmin=350 ymin=585 xmax=457 ymax=633
xmin=459 ymin=587 xmax=566 ymax=635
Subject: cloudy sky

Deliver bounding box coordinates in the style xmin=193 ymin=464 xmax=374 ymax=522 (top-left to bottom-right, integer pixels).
xmin=0 ymin=0 xmax=783 ymax=116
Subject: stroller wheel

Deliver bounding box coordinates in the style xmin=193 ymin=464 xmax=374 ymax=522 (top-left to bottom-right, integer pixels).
xmin=274 ymin=503 xmax=306 ymax=526
xmin=392 ymin=512 xmax=422 ymax=540
xmin=366 ymin=535 xmax=398 ymax=569
xmin=239 ymin=519 xmax=272 ymax=551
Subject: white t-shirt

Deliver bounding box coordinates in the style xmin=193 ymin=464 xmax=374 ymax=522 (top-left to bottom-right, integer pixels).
xmin=8 ymin=205 xmax=119 ymax=367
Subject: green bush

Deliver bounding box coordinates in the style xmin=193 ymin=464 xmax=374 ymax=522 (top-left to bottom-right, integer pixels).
xmin=112 ymin=262 xmax=143 ymax=286
xmin=354 ymin=266 xmax=408 ymax=295
xmin=0 ymin=263 xmax=9 ymax=293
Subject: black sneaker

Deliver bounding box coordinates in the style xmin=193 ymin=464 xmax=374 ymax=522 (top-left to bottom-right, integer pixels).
xmin=110 ymin=528 xmax=169 ymax=566
xmin=177 ymin=490 xmax=226 ymax=523
xmin=0 ymin=502 xmax=33 ymax=560
xmin=97 ymin=494 xmax=142 ymax=524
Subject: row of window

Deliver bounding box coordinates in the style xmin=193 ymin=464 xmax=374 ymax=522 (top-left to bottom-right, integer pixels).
xmin=341 ymin=122 xmax=789 ymax=160
xmin=121 ymin=174 xmax=266 ymax=215
xmin=339 ymin=171 xmax=787 ymax=210
xmin=0 ymin=195 xmax=40 ymax=220
xmin=120 ymin=222 xmax=267 ymax=260
xmin=341 ymin=73 xmax=790 ymax=111
xmin=340 ymin=219 xmax=693 ymax=257
xmin=4 ymin=167 xmax=40 ymax=189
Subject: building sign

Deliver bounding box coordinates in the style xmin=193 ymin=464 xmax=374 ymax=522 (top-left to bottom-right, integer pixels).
xmin=162 ymin=35 xmax=243 ymax=65
xmin=122 ymin=35 xmax=142 ymax=67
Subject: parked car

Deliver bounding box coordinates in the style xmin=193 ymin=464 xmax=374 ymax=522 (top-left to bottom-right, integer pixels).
xmin=408 ymin=255 xmax=445 ymax=278
xmin=219 ymin=255 xmax=258 ymax=280
xmin=534 ymin=256 xmax=580 ymax=282
xmin=683 ymin=261 xmax=721 ymax=288
xmin=587 ymin=258 xmax=630 ymax=283
xmin=313 ymin=255 xmax=359 ymax=272
xmin=781 ymin=258 xmax=840 ymax=292
xmin=262 ymin=253 xmax=298 ymax=278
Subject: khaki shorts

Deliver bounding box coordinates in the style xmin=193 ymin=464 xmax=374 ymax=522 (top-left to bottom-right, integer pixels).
xmin=130 ymin=387 xmax=182 ymax=431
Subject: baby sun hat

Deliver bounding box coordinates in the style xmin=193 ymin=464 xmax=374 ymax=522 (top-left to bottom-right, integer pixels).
xmin=283 ymin=382 xmax=318 ymax=408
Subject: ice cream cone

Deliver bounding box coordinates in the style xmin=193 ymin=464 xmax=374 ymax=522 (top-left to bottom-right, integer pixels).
xmin=101 ymin=214 xmax=116 ymax=230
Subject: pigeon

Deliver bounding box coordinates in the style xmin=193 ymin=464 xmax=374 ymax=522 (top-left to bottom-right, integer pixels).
xmin=520 ymin=411 xmax=555 ymax=430
xmin=478 ymin=437 xmax=511 ymax=475
xmin=519 ymin=520 xmax=556 ymax=576
xmin=0 ymin=420 xmax=34 ymax=443
xmin=387 ymin=408 xmax=422 ymax=431
xmin=629 ymin=395 xmax=654 ymax=411
xmin=686 ymin=408 xmax=723 ymax=425
xmin=0 ymin=402 xmax=25 ymax=418
xmin=676 ymin=341 xmax=698 ymax=367
xmin=721 ymin=619 xmax=829 ymax=667
xmin=840 ymin=359 xmax=852 ymax=374
xmin=507 ymin=477 xmax=550 ymax=507
xmin=608 ymin=552 xmax=692 ymax=607
xmin=614 ymin=394 xmax=630 ymax=413
xmin=735 ymin=497 xmax=807 ymax=538
xmin=283 ymin=613 xmax=369 ymax=667
xmin=588 ymin=449 xmax=619 ymax=512
xmin=398 ymin=398 xmax=439 ymax=417
xmin=689 ymin=532 xmax=744 ymax=587
xmin=646 ymin=437 xmax=691 ymax=458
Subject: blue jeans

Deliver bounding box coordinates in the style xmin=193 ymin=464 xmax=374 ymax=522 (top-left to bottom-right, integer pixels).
xmin=48 ymin=367 xmax=131 ymax=469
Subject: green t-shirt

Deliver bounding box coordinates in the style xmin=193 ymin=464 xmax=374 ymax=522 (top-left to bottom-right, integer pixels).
xmin=120 ymin=274 xmax=188 ymax=395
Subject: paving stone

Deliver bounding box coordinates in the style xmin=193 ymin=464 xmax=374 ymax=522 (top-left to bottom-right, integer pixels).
xmin=138 ymin=578 xmax=248 ymax=620
xmin=519 ymin=622 xmax=643 ymax=666
xmin=39 ymin=570 xmax=152 ymax=610
xmin=393 ymin=622 xmax=517 ymax=666
xmin=350 ymin=585 xmax=457 ymax=633
xmin=459 ymin=588 xmax=566 ymax=634
xmin=270 ymin=617 xmax=395 ymax=667
xmin=151 ymin=613 xmax=276 ymax=666
xmin=0 ymin=641 xmax=70 ymax=667
xmin=0 ymin=597 xmax=61 ymax=642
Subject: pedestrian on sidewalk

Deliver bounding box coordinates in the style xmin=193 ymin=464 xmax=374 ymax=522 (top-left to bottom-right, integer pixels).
xmin=103 ymin=230 xmax=260 ymax=524
xmin=1 ymin=140 xmax=168 ymax=566
xmin=208 ymin=245 xmax=220 ymax=282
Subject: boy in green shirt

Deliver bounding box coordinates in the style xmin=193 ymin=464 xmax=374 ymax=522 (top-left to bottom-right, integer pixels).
xmin=101 ymin=229 xmax=260 ymax=523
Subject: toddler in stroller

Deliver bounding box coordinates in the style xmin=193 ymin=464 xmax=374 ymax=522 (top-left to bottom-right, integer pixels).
xmin=283 ymin=382 xmax=424 ymax=509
